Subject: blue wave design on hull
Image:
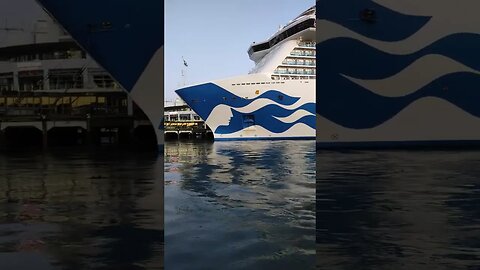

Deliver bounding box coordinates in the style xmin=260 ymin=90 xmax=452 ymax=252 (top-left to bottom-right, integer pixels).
xmin=38 ymin=0 xmax=164 ymax=92
xmin=176 ymin=83 xmax=314 ymax=135
xmin=216 ymin=103 xmax=316 ymax=134
xmin=176 ymin=83 xmax=300 ymax=121
xmin=317 ymin=0 xmax=431 ymax=42
xmin=317 ymin=0 xmax=480 ymax=147
xmin=317 ymin=34 xmax=480 ymax=79
xmin=316 ymin=33 xmax=480 ymax=128
xmin=317 ymin=72 xmax=480 ymax=129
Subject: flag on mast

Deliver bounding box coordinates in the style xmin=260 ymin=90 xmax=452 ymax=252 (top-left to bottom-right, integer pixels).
xmin=182 ymin=56 xmax=188 ymax=67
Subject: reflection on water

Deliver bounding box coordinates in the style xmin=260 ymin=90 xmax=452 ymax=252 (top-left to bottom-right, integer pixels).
xmin=317 ymin=150 xmax=480 ymax=270
xmin=165 ymin=141 xmax=316 ymax=270
xmin=0 ymin=148 xmax=163 ymax=270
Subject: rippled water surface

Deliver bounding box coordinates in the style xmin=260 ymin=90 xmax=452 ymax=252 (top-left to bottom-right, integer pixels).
xmin=165 ymin=141 xmax=316 ymax=270
xmin=0 ymin=148 xmax=163 ymax=270
xmin=317 ymin=150 xmax=480 ymax=270
xmin=6 ymin=144 xmax=475 ymax=269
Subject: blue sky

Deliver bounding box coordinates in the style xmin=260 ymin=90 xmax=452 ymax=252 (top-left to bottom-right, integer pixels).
xmin=165 ymin=0 xmax=314 ymax=101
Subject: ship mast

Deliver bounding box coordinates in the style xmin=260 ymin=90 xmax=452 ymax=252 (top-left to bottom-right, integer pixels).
xmin=174 ymin=56 xmax=189 ymax=106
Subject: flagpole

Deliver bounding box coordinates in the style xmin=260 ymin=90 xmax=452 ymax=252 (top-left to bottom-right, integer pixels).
xmin=181 ymin=56 xmax=188 ymax=87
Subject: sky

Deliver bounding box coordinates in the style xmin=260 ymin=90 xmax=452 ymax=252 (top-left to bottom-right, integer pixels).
xmin=165 ymin=0 xmax=314 ymax=101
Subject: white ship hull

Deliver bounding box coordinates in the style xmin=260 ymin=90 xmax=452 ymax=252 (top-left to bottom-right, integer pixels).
xmin=176 ymin=73 xmax=315 ymax=140
xmin=316 ymin=0 xmax=480 ymax=148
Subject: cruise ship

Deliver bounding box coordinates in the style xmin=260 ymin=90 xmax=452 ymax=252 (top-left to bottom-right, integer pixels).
xmin=36 ymin=0 xmax=164 ymax=149
xmin=176 ymin=6 xmax=316 ymax=141
xmin=316 ymin=0 xmax=480 ymax=148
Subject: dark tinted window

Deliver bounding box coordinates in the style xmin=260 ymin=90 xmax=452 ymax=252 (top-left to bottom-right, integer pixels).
xmin=249 ymin=18 xmax=315 ymax=55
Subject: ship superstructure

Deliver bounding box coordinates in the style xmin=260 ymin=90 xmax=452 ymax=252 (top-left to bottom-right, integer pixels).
xmin=176 ymin=6 xmax=316 ymax=141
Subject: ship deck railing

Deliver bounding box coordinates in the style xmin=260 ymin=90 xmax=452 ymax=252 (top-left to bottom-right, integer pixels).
xmin=281 ymin=61 xmax=316 ymax=66
xmin=290 ymin=52 xmax=316 ymax=57
xmin=297 ymin=42 xmax=316 ymax=48
xmin=273 ymin=70 xmax=316 ymax=75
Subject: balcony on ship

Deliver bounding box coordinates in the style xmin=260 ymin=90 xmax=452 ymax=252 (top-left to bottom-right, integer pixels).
xmin=297 ymin=41 xmax=316 ymax=48
xmin=273 ymin=68 xmax=316 ymax=75
xmin=290 ymin=50 xmax=316 ymax=57
xmin=281 ymin=59 xmax=316 ymax=67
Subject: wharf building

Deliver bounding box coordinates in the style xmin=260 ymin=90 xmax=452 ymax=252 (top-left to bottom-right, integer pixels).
xmin=0 ymin=17 xmax=155 ymax=148
xmin=164 ymin=98 xmax=212 ymax=140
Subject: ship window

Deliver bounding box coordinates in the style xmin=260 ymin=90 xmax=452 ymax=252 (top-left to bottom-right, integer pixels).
xmin=249 ymin=42 xmax=269 ymax=54
xmin=0 ymin=72 xmax=14 ymax=91
xmin=48 ymin=68 xmax=84 ymax=90
xmin=180 ymin=114 xmax=191 ymax=121
xmin=248 ymin=18 xmax=315 ymax=55
xmin=360 ymin=9 xmax=376 ymax=23
xmin=93 ymin=74 xmax=117 ymax=89
xmin=18 ymin=70 xmax=44 ymax=91
xmin=242 ymin=114 xmax=255 ymax=128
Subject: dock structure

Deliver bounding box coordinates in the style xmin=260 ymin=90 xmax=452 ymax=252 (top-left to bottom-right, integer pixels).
xmin=164 ymin=100 xmax=213 ymax=140
xmin=0 ymin=92 xmax=156 ymax=148
xmin=164 ymin=121 xmax=212 ymax=140
xmin=0 ymin=17 xmax=156 ymax=148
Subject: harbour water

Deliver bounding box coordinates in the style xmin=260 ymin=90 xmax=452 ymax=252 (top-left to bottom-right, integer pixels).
xmin=165 ymin=141 xmax=316 ymax=270
xmin=317 ymin=150 xmax=480 ymax=269
xmin=0 ymin=147 xmax=163 ymax=270
xmin=3 ymin=144 xmax=479 ymax=269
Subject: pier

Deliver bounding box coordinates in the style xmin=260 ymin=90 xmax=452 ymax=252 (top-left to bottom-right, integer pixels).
xmin=0 ymin=90 xmax=156 ymax=148
xmin=164 ymin=100 xmax=213 ymax=141
xmin=0 ymin=17 xmax=158 ymax=149
xmin=164 ymin=121 xmax=213 ymax=140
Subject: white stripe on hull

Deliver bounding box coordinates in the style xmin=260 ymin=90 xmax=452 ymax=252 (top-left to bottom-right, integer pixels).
xmin=316 ymin=97 xmax=480 ymax=143
xmin=216 ymin=123 xmax=315 ymax=140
